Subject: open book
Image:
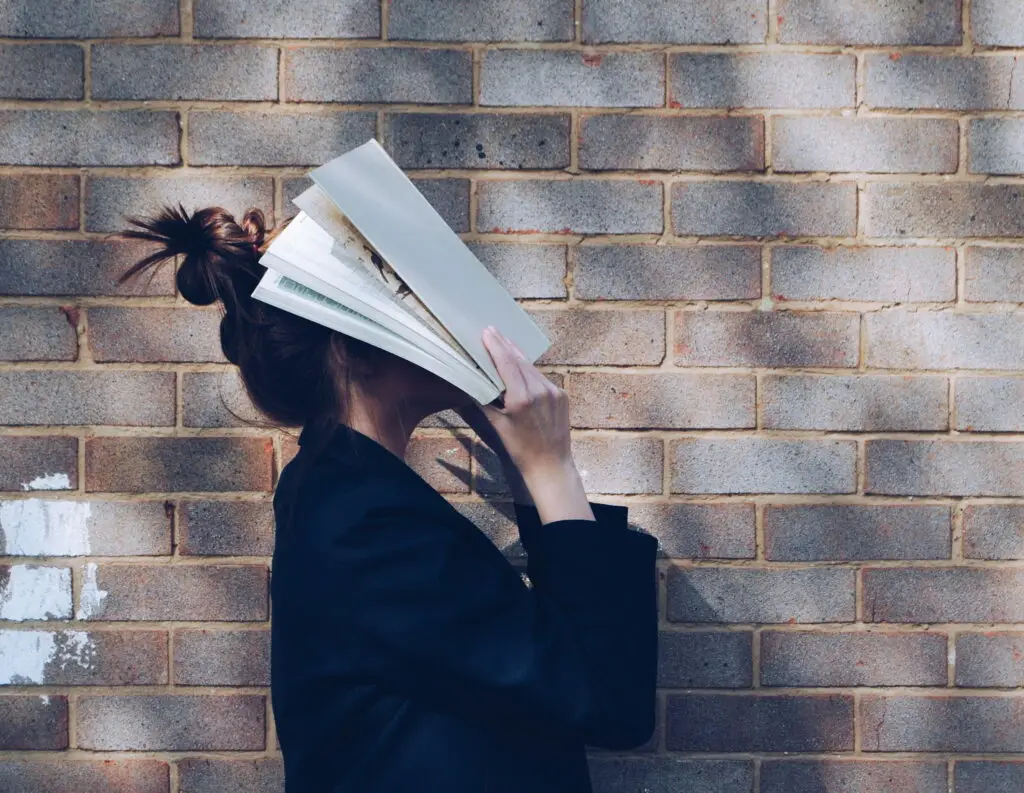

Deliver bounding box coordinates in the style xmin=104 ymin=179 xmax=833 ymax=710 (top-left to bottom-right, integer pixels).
xmin=251 ymin=139 xmax=551 ymax=404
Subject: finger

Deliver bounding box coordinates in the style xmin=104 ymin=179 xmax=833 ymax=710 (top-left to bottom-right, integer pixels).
xmin=483 ymin=327 xmax=528 ymax=403
xmin=500 ymin=332 xmax=528 ymax=362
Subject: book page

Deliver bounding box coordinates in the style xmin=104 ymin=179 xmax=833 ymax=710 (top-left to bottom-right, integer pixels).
xmin=293 ymin=185 xmax=475 ymax=368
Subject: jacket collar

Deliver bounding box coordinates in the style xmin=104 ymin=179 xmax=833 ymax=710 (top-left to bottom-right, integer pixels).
xmin=297 ymin=420 xmax=411 ymax=474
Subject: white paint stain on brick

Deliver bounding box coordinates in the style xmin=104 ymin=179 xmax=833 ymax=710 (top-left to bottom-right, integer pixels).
xmin=76 ymin=563 xmax=108 ymax=620
xmin=0 ymin=565 xmax=72 ymax=621
xmin=0 ymin=499 xmax=92 ymax=556
xmin=0 ymin=629 xmax=95 ymax=684
xmin=20 ymin=473 xmax=72 ymax=492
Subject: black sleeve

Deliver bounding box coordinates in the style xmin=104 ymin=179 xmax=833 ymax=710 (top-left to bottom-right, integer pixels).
xmin=327 ymin=497 xmax=658 ymax=749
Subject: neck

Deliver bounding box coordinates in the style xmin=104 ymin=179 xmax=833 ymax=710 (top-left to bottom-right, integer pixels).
xmin=345 ymin=386 xmax=434 ymax=460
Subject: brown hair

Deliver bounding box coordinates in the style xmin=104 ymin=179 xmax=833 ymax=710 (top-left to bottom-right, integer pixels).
xmin=117 ymin=204 xmax=382 ymax=519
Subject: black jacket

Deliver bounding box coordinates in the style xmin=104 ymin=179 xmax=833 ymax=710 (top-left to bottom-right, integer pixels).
xmin=270 ymin=422 xmax=658 ymax=792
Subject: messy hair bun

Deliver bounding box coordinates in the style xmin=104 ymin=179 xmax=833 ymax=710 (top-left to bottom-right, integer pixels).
xmin=117 ymin=203 xmax=379 ymax=436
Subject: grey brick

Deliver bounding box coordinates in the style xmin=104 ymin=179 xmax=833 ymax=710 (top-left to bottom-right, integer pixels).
xmin=672 ymin=438 xmax=857 ymax=495
xmin=0 ymin=500 xmax=171 ymax=556
xmin=285 ymin=48 xmax=471 ymax=104
xmin=580 ymin=115 xmax=763 ymax=172
xmin=0 ymin=437 xmax=77 ymax=492
xmin=188 ymin=112 xmax=376 ymax=167
xmin=390 ymin=0 xmax=574 ymax=42
xmin=0 ymin=0 xmax=178 ymax=37
xmin=667 ymin=567 xmax=856 ymax=623
xmin=0 ymin=44 xmax=82 ymax=99
xmin=672 ymin=182 xmax=857 ymax=237
xmin=0 ymin=696 xmax=67 ymax=749
xmin=589 ymin=758 xmax=754 ymax=793
xmin=973 ymin=0 xmax=1024 ymax=46
xmin=658 ymin=631 xmax=753 ymax=688
xmin=408 ymin=436 xmax=472 ymax=495
xmin=866 ymin=54 xmax=1024 ymax=110
xmin=0 ymin=240 xmax=175 ymax=296
xmin=89 ymin=308 xmax=226 ymax=364
xmin=765 ymin=505 xmax=952 ymax=561
xmin=761 ymin=632 xmax=948 ymax=687
xmin=965 ymin=247 xmax=1024 ymax=302
xmin=77 ymin=695 xmax=264 ymax=751
xmin=414 ymin=179 xmax=471 ymax=232
xmin=0 ymin=372 xmax=174 ymax=427
xmin=957 ymin=762 xmax=1024 ymax=793
xmin=465 ymin=243 xmax=566 ymax=298
xmin=862 ymin=695 xmax=1024 ymax=752
xmin=583 ymin=0 xmax=765 ymax=43
xmin=772 ymin=246 xmax=956 ymax=302
xmin=86 ymin=176 xmax=273 ymax=234
xmin=0 ymin=308 xmax=77 ymax=362
xmin=773 ymin=117 xmax=958 ymax=173
xmin=568 ymin=373 xmax=754 ymax=429
xmin=956 ymin=633 xmax=1024 ymax=687
xmin=384 ymin=113 xmax=569 ymax=169
xmin=482 ymin=50 xmax=664 ymax=108
xmin=178 ymin=758 xmax=283 ymax=793
xmin=183 ymin=371 xmax=263 ymax=429
xmin=763 ymin=761 xmax=947 ymax=793
xmin=628 ymin=504 xmax=756 ymax=560
xmin=670 ymin=54 xmax=855 ymax=109
xmin=867 ymin=184 xmax=1024 ymax=238
xmin=762 ymin=375 xmax=949 ymax=431
xmin=777 ymin=0 xmax=961 ymax=44
xmin=93 ymin=45 xmax=276 ymax=101
xmin=283 ymin=176 xmax=470 ymax=231
xmin=174 ymin=629 xmax=270 ymax=686
xmin=178 ymin=500 xmax=275 ymax=557
xmin=78 ymin=565 xmax=268 ymax=621
xmin=667 ymin=694 xmax=854 ymax=751
xmin=194 ymin=0 xmax=378 ymax=38
xmin=970 ymin=118 xmax=1024 ymax=174
xmin=479 ymin=179 xmax=663 ymax=234
xmin=674 ymin=311 xmax=860 ymax=368
xmin=0 ymin=111 xmax=179 ymax=167
xmin=576 ymin=244 xmax=761 ymax=301
xmin=868 ymin=440 xmax=1024 ymax=497
xmin=956 ymin=378 xmax=1024 ymax=432
xmin=528 ymin=309 xmax=665 ymax=365
xmin=571 ymin=436 xmax=663 ymax=494
xmin=866 ymin=311 xmax=1024 ymax=370
xmin=963 ymin=505 xmax=1024 ymax=560
xmin=0 ymin=175 xmax=78 ymax=230
xmin=864 ymin=568 xmax=1024 ymax=623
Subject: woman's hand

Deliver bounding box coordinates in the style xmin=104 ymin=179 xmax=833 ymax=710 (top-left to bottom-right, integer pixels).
xmin=469 ymin=327 xmax=594 ymax=524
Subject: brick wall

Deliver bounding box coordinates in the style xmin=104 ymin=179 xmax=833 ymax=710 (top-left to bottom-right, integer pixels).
xmin=1 ymin=1 xmax=1023 ymax=791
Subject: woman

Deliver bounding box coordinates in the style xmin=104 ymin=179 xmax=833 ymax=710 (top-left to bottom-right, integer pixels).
xmin=119 ymin=205 xmax=658 ymax=792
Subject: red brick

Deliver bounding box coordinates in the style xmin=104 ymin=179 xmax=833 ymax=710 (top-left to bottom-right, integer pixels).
xmin=0 ymin=629 xmax=167 ymax=684
xmin=88 ymin=308 xmax=226 ymax=363
xmin=173 ymin=629 xmax=270 ymax=686
xmin=0 ymin=760 xmax=169 ymax=793
xmin=178 ymin=500 xmax=275 ymax=556
xmin=0 ymin=175 xmax=78 ymax=229
xmin=77 ymin=694 xmax=265 ymax=750
xmin=0 ymin=436 xmax=77 ymax=492
xmin=85 ymin=437 xmax=274 ymax=493
xmin=78 ymin=565 xmax=268 ymax=621
xmin=0 ymin=695 xmax=67 ymax=749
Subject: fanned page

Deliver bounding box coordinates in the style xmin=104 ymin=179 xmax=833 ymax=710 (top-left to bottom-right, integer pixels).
xmin=257 ymin=213 xmax=492 ymax=392
xmin=292 ymin=184 xmax=476 ymax=373
xmin=252 ymin=270 xmax=501 ymax=404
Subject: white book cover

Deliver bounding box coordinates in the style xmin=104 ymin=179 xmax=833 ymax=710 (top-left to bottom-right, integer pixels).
xmin=252 ymin=139 xmax=550 ymax=404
